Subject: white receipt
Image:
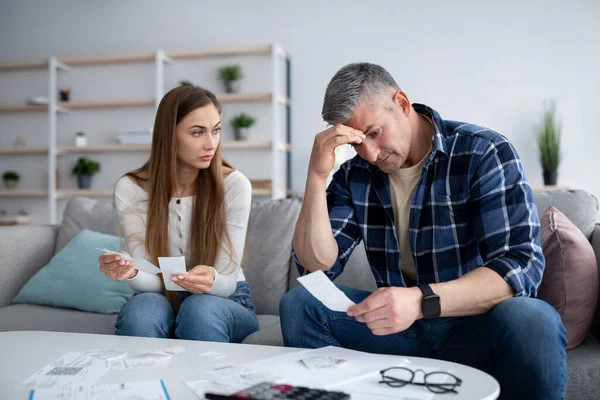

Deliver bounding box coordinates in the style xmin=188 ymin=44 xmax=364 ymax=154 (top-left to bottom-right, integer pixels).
xmin=83 ymin=349 xmax=128 ymax=362
xmin=28 ymin=379 xmax=170 ymax=400
xmin=93 ymin=247 xmax=161 ymax=275
xmin=20 ymin=352 xmax=108 ymax=390
xmin=297 ymin=270 xmax=355 ymax=312
xmin=108 ymin=346 xmax=184 ymax=370
xmin=199 ymin=351 xmax=228 ymax=360
xmin=158 ymin=256 xmax=187 ymax=291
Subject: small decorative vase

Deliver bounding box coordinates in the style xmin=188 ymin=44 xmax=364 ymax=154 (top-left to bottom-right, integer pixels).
xmin=77 ymin=175 xmax=92 ymax=189
xmin=74 ymin=132 xmax=88 ymax=147
xmin=543 ymin=171 xmax=558 ymax=186
xmin=59 ymin=89 xmax=70 ymax=102
xmin=4 ymin=180 xmax=18 ymax=190
xmin=224 ymin=80 xmax=241 ymax=94
xmin=234 ymin=128 xmax=249 ymax=141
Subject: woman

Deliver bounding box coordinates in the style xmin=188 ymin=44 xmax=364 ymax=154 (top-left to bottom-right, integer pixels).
xmin=98 ymin=85 xmax=258 ymax=343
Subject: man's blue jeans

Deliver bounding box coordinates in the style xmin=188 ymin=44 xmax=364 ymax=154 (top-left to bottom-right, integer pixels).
xmin=280 ymin=285 xmax=567 ymax=400
xmin=115 ymin=282 xmax=258 ymax=343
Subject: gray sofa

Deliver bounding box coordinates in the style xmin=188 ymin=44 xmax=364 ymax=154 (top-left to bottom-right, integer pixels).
xmin=1 ymin=190 xmax=599 ymax=399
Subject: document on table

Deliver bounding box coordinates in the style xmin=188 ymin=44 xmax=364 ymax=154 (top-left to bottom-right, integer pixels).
xmin=187 ymin=363 xmax=282 ymax=398
xmin=109 ymin=346 xmax=185 ymax=370
xmin=158 ymin=256 xmax=187 ymax=291
xmin=19 ymin=352 xmax=108 ymax=390
xmin=341 ymin=365 xmax=446 ymax=400
xmin=93 ymin=247 xmax=161 ymax=275
xmin=242 ymin=346 xmax=410 ymax=389
xmin=297 ymin=270 xmax=355 ymax=312
xmin=83 ymin=349 xmax=128 ymax=362
xmin=29 ymin=380 xmax=171 ymax=400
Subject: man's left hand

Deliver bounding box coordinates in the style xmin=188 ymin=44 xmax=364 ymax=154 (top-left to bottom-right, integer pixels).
xmin=171 ymin=265 xmax=216 ymax=294
xmin=347 ymin=287 xmax=423 ymax=335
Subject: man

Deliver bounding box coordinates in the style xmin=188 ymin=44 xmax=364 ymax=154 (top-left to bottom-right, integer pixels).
xmin=280 ymin=63 xmax=567 ymax=399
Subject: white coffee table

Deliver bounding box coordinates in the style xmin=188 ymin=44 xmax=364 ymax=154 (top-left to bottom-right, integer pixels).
xmin=0 ymin=331 xmax=499 ymax=399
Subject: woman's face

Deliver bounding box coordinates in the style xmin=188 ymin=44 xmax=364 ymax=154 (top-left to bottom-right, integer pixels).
xmin=175 ymin=104 xmax=221 ymax=170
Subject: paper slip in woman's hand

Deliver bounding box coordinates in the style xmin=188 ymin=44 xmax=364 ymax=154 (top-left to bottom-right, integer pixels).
xmin=93 ymin=248 xmax=161 ymax=275
xmin=158 ymin=256 xmax=187 ymax=291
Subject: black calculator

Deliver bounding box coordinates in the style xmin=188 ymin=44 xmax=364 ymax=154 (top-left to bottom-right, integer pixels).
xmin=204 ymin=381 xmax=350 ymax=399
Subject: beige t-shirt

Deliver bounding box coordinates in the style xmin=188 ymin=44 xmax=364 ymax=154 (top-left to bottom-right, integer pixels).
xmin=389 ymin=147 xmax=431 ymax=286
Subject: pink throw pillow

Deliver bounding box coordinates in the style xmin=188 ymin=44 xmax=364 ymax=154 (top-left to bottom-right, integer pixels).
xmin=538 ymin=207 xmax=599 ymax=349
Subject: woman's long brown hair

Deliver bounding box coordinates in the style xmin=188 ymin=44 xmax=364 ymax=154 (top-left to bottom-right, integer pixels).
xmin=126 ymin=85 xmax=235 ymax=310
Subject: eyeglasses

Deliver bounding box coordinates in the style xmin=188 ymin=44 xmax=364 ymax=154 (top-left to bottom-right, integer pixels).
xmin=379 ymin=366 xmax=462 ymax=394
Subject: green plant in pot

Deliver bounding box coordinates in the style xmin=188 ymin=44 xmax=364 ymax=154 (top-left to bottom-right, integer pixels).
xmin=218 ymin=65 xmax=243 ymax=93
xmin=2 ymin=171 xmax=20 ymax=190
xmin=179 ymin=80 xmax=194 ymax=87
xmin=231 ymin=113 xmax=256 ymax=141
xmin=537 ymin=101 xmax=561 ymax=186
xmin=72 ymin=157 xmax=100 ymax=189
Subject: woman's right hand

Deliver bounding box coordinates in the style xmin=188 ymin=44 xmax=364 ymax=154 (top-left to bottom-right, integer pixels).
xmin=99 ymin=251 xmax=137 ymax=281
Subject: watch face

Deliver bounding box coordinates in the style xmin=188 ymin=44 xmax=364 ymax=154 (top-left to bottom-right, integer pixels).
xmin=423 ymin=295 xmax=441 ymax=319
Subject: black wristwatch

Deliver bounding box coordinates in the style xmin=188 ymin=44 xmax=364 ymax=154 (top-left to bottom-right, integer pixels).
xmin=417 ymin=283 xmax=440 ymax=319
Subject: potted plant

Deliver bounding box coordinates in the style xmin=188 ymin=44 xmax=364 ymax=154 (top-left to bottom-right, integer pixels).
xmin=231 ymin=113 xmax=256 ymax=141
xmin=179 ymin=80 xmax=193 ymax=86
xmin=72 ymin=157 xmax=100 ymax=189
xmin=537 ymin=101 xmax=561 ymax=186
xmin=2 ymin=171 xmax=20 ymax=190
xmin=218 ymin=65 xmax=243 ymax=93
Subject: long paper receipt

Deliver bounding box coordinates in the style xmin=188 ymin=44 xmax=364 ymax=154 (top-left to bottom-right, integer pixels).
xmin=297 ymin=270 xmax=355 ymax=312
xmin=93 ymin=247 xmax=161 ymax=275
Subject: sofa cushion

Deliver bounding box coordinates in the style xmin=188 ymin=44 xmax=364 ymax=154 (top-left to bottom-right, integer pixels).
xmin=55 ymin=198 xmax=116 ymax=253
xmin=289 ymin=242 xmax=377 ymax=293
xmin=13 ymin=229 xmax=134 ymax=314
xmin=0 ymin=225 xmax=57 ymax=308
xmin=244 ymin=199 xmax=301 ymax=315
xmin=538 ymin=207 xmax=599 ymax=349
xmin=242 ymin=315 xmax=283 ymax=346
xmin=0 ymin=303 xmax=117 ymax=335
xmin=533 ymin=190 xmax=599 ymax=240
xmin=566 ymin=334 xmax=600 ymax=400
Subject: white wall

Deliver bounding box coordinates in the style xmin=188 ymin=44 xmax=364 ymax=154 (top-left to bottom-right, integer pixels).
xmin=1 ymin=0 xmax=599 ymax=222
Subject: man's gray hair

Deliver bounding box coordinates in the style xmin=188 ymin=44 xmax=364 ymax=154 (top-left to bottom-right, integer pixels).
xmin=322 ymin=63 xmax=400 ymax=125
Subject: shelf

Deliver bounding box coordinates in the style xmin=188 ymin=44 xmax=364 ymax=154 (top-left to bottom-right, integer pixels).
xmin=58 ymin=52 xmax=156 ymax=67
xmin=55 ymin=141 xmax=286 ymax=153
xmin=218 ymin=92 xmax=272 ymax=103
xmin=57 ymin=189 xmax=113 ymax=199
xmin=223 ymin=140 xmax=272 ymax=150
xmin=59 ymin=98 xmax=155 ymax=110
xmin=0 ymin=94 xmax=285 ymax=113
xmin=0 ymin=45 xmax=290 ymax=72
xmin=0 ymin=190 xmax=48 ymax=198
xmin=0 ymin=147 xmax=48 ymax=155
xmin=57 ymin=145 xmax=151 ymax=154
xmin=167 ymin=45 xmax=273 ymax=60
xmin=251 ymin=188 xmax=272 ymax=197
xmin=0 ymin=59 xmax=48 ymax=72
xmin=0 ymin=104 xmax=48 ymax=113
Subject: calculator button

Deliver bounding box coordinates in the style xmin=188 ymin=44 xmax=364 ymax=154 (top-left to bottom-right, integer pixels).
xmin=272 ymin=384 xmax=293 ymax=392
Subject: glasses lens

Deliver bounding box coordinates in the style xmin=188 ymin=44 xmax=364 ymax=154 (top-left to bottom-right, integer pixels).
xmin=425 ymin=371 xmax=460 ymax=394
xmin=381 ymin=367 xmax=413 ymax=387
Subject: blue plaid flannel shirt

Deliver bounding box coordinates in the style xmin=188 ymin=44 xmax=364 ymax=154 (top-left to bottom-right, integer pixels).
xmin=293 ymin=104 xmax=545 ymax=297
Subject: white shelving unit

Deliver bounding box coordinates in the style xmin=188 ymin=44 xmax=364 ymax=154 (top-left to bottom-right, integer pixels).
xmin=0 ymin=44 xmax=292 ymax=224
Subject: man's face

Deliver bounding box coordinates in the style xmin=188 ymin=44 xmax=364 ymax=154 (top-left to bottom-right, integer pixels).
xmin=346 ymin=92 xmax=412 ymax=173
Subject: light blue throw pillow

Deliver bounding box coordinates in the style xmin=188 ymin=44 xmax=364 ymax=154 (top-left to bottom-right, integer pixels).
xmin=12 ymin=229 xmax=134 ymax=314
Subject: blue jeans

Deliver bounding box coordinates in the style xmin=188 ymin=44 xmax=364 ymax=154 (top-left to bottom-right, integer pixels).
xmin=115 ymin=281 xmax=258 ymax=343
xmin=280 ymin=285 xmax=567 ymax=400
